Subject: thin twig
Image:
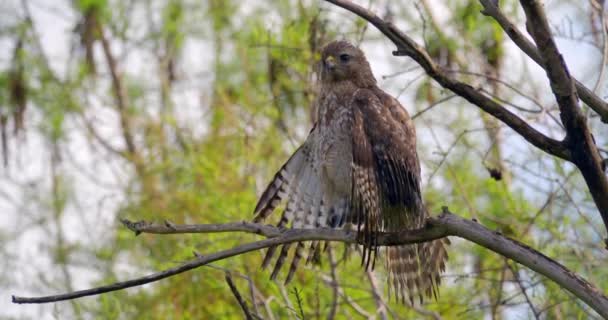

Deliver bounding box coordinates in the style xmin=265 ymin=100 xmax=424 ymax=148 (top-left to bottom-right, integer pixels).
xmin=206 ymin=264 xmax=261 ymax=317
xmin=225 ymin=272 xmax=255 ymax=320
xmin=365 ymin=270 xmax=390 ymax=320
xmin=411 ymin=94 xmax=458 ymax=120
xmin=444 ymin=69 xmax=545 ymax=114
xmin=98 ymin=25 xmax=137 ymax=156
xmin=278 ymin=283 xmax=298 ymax=320
xmin=506 ymin=263 xmax=540 ymax=319
xmin=327 ymin=247 xmax=339 ymax=320
xmin=591 ymin=0 xmax=608 ymax=94
xmin=319 ymin=273 xmax=373 ymax=319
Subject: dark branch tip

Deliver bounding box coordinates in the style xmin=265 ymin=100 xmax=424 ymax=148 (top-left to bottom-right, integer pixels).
xmin=164 ymin=220 xmax=177 ymax=230
xmin=392 ymin=49 xmax=409 ymax=56
xmin=120 ymin=218 xmax=144 ymax=236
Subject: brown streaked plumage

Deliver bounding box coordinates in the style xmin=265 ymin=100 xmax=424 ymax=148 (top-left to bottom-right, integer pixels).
xmin=253 ymin=40 xmax=449 ymax=304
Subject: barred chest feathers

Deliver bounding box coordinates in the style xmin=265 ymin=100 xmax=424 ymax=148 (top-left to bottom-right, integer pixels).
xmin=315 ymin=91 xmax=354 ymax=198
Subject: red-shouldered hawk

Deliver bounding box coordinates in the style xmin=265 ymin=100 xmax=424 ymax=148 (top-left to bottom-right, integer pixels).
xmin=253 ymin=40 xmax=449 ymax=304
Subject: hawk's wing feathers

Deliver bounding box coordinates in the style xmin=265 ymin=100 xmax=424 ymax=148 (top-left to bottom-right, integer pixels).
xmin=351 ymin=106 xmax=381 ymax=270
xmin=351 ymin=88 xmax=448 ymax=304
xmin=253 ymin=142 xmax=309 ymax=223
xmin=253 ymin=127 xmax=329 ymax=282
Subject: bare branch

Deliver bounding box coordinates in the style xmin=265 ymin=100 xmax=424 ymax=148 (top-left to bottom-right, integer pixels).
xmin=323 ymin=0 xmax=570 ymax=161
xmin=327 ymin=247 xmax=339 ymax=320
xmin=12 ymin=209 xmax=608 ymax=318
xmin=365 ymin=270 xmax=390 ymax=320
xmin=478 ymin=0 xmax=608 ymax=124
xmin=506 ymin=263 xmax=540 ymax=320
xmin=225 ymin=273 xmax=255 ymax=320
xmin=98 ymin=26 xmax=137 ymax=156
xmin=120 ymin=219 xmax=284 ymax=237
xmin=319 ymin=272 xmax=373 ymax=318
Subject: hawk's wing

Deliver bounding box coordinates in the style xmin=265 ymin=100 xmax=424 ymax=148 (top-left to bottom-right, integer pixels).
xmin=351 ymin=88 xmax=423 ymax=215
xmin=253 ymin=125 xmax=329 ymax=283
xmin=253 ymin=125 xmax=326 ymax=227
xmin=350 ymin=88 xmax=447 ymax=304
xmin=351 ymin=105 xmax=382 ymax=269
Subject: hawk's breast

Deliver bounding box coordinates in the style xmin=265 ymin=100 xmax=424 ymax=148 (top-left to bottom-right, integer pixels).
xmin=316 ymin=92 xmax=353 ymax=197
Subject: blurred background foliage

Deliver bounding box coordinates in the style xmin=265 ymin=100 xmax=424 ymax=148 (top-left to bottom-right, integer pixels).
xmin=1 ymin=0 xmax=607 ymax=319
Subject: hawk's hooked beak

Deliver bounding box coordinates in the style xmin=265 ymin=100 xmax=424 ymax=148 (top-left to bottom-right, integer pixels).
xmin=324 ymin=56 xmax=336 ymax=71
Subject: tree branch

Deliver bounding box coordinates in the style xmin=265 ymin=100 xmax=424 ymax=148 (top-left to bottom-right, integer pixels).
xmin=98 ymin=26 xmax=137 ymax=156
xmin=366 ymin=270 xmax=390 ymax=320
xmin=478 ymin=0 xmax=608 ymax=124
xmin=518 ymin=0 xmax=608 ymax=237
xmin=225 ymin=273 xmax=255 ymax=320
xmin=12 ymin=209 xmax=608 ymax=318
xmin=323 ymin=0 xmax=570 ymax=161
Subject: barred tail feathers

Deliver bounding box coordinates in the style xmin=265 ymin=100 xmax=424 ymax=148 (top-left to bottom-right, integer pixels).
xmin=385 ymin=231 xmax=448 ymax=304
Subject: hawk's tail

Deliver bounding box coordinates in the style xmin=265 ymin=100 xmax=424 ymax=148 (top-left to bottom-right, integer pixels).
xmin=386 ymin=237 xmax=449 ymax=304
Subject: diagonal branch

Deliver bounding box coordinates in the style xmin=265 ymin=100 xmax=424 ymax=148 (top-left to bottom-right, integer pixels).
xmin=12 ymin=209 xmax=608 ymax=318
xmin=518 ymin=0 xmax=608 ymax=237
xmin=506 ymin=262 xmax=540 ymax=320
xmin=98 ymin=26 xmax=137 ymax=156
xmin=323 ymin=0 xmax=570 ymax=161
xmin=225 ymin=273 xmax=256 ymax=320
xmin=478 ymin=0 xmax=608 ymax=124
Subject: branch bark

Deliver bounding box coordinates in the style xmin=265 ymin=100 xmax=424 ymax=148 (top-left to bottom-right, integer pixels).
xmin=12 ymin=209 xmax=608 ymax=318
xmin=225 ymin=273 xmax=255 ymax=320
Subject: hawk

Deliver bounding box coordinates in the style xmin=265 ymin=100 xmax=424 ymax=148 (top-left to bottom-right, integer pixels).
xmin=253 ymin=40 xmax=449 ymax=304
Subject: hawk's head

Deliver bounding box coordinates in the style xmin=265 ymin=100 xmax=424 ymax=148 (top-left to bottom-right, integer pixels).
xmin=320 ymin=40 xmax=376 ymax=87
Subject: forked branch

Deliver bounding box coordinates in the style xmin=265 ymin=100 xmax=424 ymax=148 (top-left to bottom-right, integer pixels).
xmin=478 ymin=0 xmax=608 ymax=124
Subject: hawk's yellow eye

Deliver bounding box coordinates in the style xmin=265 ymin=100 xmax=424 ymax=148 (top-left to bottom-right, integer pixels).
xmin=339 ymin=53 xmax=351 ymax=62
